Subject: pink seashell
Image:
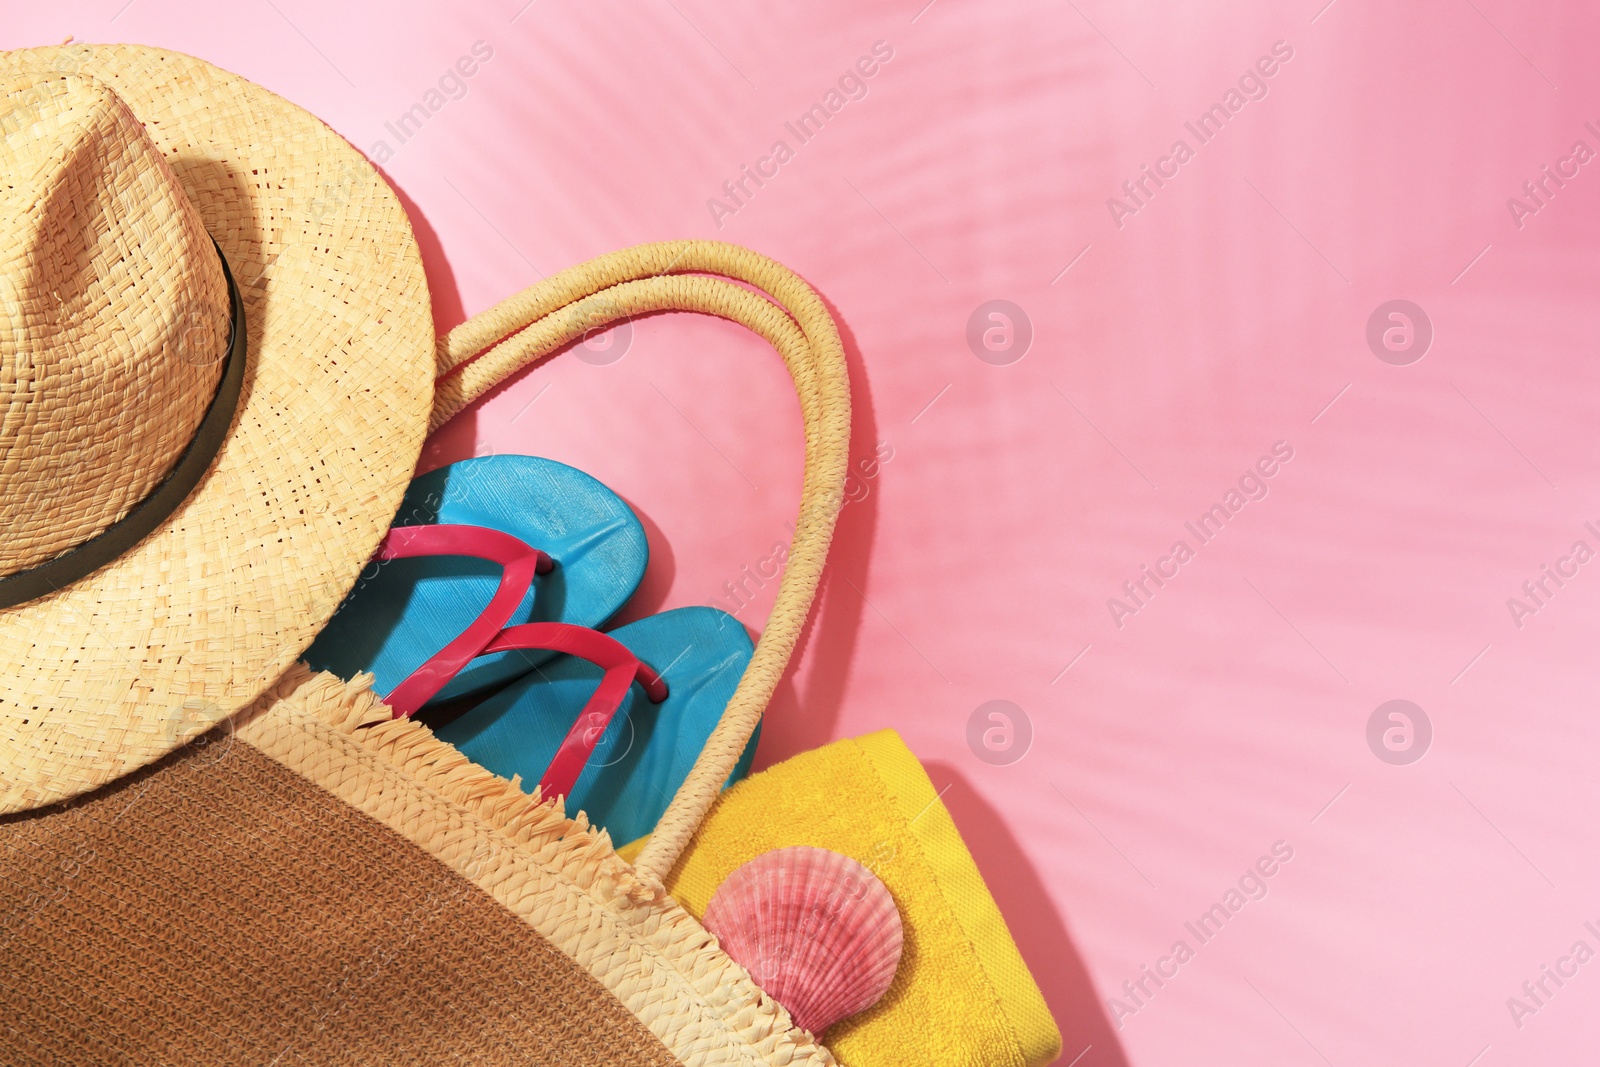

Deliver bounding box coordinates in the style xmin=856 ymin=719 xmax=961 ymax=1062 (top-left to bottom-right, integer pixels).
xmin=702 ymin=846 xmax=903 ymax=1034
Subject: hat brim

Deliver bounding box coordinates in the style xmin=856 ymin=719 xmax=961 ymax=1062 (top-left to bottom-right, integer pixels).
xmin=0 ymin=44 xmax=434 ymax=813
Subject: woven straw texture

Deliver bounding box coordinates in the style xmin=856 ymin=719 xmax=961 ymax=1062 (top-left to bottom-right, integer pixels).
xmin=431 ymin=240 xmax=851 ymax=883
xmin=0 ymin=71 xmax=227 ymax=574
xmin=236 ymin=666 xmax=840 ymax=1067
xmin=0 ymin=44 xmax=434 ymax=815
xmin=0 ymin=690 xmax=684 ymax=1066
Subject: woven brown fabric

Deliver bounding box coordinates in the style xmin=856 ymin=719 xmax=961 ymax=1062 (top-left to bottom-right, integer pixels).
xmin=0 ymin=732 xmax=681 ymax=1067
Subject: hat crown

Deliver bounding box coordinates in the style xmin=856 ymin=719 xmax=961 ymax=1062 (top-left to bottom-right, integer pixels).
xmin=0 ymin=72 xmax=229 ymax=578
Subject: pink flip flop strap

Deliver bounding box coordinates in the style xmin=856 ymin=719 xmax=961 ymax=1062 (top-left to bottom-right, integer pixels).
xmin=377 ymin=526 xmax=667 ymax=800
xmin=378 ymin=524 xmax=553 ymax=717
xmin=480 ymin=622 xmax=667 ymax=801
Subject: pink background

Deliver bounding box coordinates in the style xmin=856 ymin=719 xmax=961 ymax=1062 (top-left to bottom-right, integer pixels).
xmin=13 ymin=2 xmax=1600 ymax=1063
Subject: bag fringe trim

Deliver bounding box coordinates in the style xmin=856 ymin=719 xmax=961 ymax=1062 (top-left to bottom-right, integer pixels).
xmin=237 ymin=665 xmax=837 ymax=1067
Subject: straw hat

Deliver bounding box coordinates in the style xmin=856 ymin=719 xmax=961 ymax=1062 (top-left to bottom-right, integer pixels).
xmin=0 ymin=44 xmax=434 ymax=814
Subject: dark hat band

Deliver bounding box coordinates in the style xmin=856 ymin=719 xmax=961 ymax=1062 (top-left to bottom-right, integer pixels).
xmin=0 ymin=239 xmax=248 ymax=609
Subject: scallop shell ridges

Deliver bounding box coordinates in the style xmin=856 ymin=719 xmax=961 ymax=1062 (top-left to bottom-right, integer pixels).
xmin=702 ymin=846 xmax=904 ymax=1034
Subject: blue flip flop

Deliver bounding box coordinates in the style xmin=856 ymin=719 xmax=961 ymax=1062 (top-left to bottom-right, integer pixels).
xmin=434 ymin=606 xmax=758 ymax=844
xmin=304 ymin=455 xmax=648 ymax=706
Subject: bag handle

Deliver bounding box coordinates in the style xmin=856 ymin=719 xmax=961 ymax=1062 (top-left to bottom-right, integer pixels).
xmin=432 ymin=241 xmax=850 ymax=886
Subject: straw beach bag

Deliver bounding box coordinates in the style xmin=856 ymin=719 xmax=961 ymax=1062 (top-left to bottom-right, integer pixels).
xmin=4 ymin=217 xmax=854 ymax=1067
xmin=0 ymin=41 xmax=857 ymax=1067
xmin=4 ymin=249 xmax=851 ymax=1063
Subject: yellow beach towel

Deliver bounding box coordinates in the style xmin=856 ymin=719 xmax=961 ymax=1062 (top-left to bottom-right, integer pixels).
xmin=620 ymin=730 xmax=1061 ymax=1066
